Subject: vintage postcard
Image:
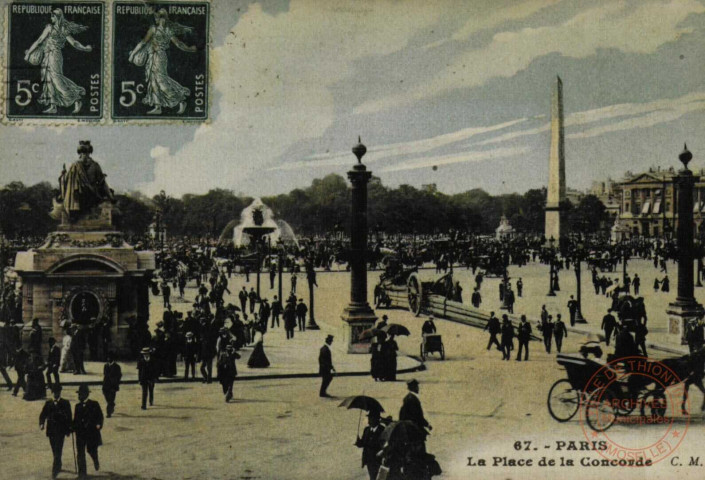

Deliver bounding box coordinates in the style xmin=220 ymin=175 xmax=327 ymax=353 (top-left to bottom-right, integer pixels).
xmin=2 ymin=1 xmax=705 ymax=479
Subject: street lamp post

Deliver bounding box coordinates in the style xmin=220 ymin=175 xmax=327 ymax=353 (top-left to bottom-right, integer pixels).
xmin=256 ymin=241 xmax=261 ymax=300
xmin=306 ymin=258 xmax=319 ymax=330
xmin=500 ymin=248 xmax=510 ymax=309
xmin=340 ymin=137 xmax=377 ymax=353
xmin=278 ymin=248 xmax=283 ymax=302
xmin=666 ymin=145 xmax=705 ymax=344
xmin=621 ymin=241 xmax=629 ymax=284
xmin=573 ymin=241 xmax=587 ymax=323
xmin=547 ymin=236 xmax=556 ymax=296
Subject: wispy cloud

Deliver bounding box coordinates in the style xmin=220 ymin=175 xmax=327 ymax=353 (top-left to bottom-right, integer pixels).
xmin=473 ymin=90 xmax=705 ymax=146
xmin=356 ymin=0 xmax=705 ymax=115
xmin=269 ymin=117 xmax=528 ymax=171
xmin=379 ymin=146 xmax=531 ymax=173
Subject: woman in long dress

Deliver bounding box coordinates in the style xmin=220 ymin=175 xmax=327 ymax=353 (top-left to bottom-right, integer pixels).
xmin=24 ymin=9 xmax=92 ymax=114
xmin=247 ymin=331 xmax=270 ymax=368
xmin=128 ymin=9 xmax=196 ymax=115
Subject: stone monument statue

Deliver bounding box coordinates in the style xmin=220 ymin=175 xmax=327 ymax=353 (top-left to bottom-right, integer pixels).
xmin=51 ymin=140 xmax=115 ymax=225
xmin=16 ymin=140 xmax=155 ymax=359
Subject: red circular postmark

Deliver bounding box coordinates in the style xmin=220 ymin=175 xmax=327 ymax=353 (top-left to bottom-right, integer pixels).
xmin=578 ymin=355 xmax=690 ymax=466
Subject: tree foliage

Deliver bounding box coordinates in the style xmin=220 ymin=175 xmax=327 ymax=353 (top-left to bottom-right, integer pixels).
xmin=0 ymin=177 xmax=592 ymax=239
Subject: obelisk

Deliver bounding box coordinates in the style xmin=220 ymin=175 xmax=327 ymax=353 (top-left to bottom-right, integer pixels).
xmin=545 ymin=76 xmax=565 ymax=242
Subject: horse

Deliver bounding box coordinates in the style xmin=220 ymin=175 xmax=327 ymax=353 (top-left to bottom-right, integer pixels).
xmin=623 ymin=348 xmax=705 ymax=415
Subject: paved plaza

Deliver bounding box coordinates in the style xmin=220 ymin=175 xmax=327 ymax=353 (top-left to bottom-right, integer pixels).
xmin=3 ymin=261 xmax=705 ymax=479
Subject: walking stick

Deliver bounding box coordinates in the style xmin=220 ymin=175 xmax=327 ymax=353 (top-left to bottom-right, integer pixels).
xmin=71 ymin=432 xmax=77 ymax=474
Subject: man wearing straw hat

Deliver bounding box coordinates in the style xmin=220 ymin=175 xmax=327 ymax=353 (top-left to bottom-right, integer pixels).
xmin=39 ymin=384 xmax=72 ymax=479
xmin=137 ymin=347 xmax=157 ymax=410
xmin=73 ymin=384 xmax=103 ymax=479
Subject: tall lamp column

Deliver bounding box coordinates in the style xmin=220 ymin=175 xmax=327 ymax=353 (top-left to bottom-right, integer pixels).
xmin=341 ymin=137 xmax=377 ymax=353
xmin=666 ymin=145 xmax=704 ymax=344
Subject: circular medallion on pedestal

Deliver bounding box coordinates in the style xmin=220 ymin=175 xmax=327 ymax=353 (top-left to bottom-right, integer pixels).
xmin=63 ymin=288 xmax=107 ymax=325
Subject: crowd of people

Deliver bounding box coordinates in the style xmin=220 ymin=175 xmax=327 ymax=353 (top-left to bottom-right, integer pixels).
xmin=3 ymin=230 xmax=705 ymax=479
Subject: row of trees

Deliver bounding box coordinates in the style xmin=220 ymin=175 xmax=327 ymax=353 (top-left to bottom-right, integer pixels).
xmin=0 ymin=176 xmax=609 ymax=239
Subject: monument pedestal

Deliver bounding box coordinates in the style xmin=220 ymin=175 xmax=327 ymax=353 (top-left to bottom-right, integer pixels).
xmin=15 ymin=228 xmax=155 ymax=359
xmin=666 ymin=301 xmax=704 ymax=345
xmin=341 ymin=303 xmax=377 ymax=354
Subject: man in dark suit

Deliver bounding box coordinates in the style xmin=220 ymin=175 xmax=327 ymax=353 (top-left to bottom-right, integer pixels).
xmin=248 ymin=288 xmax=258 ymax=314
xmin=270 ymin=296 xmax=282 ymax=328
xmin=46 ymin=337 xmax=61 ymax=387
xmin=137 ymin=347 xmax=157 ymax=409
xmin=601 ymin=310 xmax=617 ymax=346
xmin=239 ymin=287 xmax=248 ymax=313
xmin=399 ymin=379 xmax=431 ymax=434
xmin=319 ymin=334 xmax=335 ymax=397
xmin=12 ymin=345 xmax=29 ymax=396
xmin=296 ymin=299 xmax=308 ymax=332
xmin=567 ymin=296 xmax=578 ymax=327
xmin=541 ymin=316 xmax=554 ymax=353
xmin=29 ymin=318 xmax=43 ymax=357
xmin=73 ymin=384 xmax=103 ymax=479
xmin=102 ymin=351 xmax=122 ymax=417
xmin=39 ymin=384 xmax=72 ymax=479
xmin=355 ymin=409 xmax=385 ymax=480
xmin=554 ymin=314 xmax=568 ymax=353
xmin=483 ymin=312 xmax=501 ymax=351
xmin=516 ymin=315 xmax=532 ymax=361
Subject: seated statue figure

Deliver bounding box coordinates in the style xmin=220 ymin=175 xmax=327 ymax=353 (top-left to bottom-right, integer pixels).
xmin=52 ymin=140 xmax=114 ymax=222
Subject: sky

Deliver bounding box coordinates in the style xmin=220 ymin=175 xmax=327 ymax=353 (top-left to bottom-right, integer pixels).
xmin=2 ymin=0 xmax=705 ymax=198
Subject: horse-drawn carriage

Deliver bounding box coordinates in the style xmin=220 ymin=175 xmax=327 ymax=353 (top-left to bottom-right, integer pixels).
xmin=375 ymin=266 xmax=454 ymax=316
xmin=548 ymin=345 xmax=705 ymax=432
xmin=475 ymin=255 xmax=505 ymax=277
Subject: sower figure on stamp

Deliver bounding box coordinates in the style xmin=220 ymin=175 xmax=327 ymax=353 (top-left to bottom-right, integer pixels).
xmin=102 ymin=351 xmax=122 ymax=418
xmin=319 ymin=334 xmax=335 ymax=397
xmin=24 ymin=9 xmax=92 ymax=114
xmin=39 ymin=384 xmax=72 ymax=479
xmin=73 ymin=385 xmax=103 ymax=480
xmin=128 ymin=9 xmax=197 ymax=115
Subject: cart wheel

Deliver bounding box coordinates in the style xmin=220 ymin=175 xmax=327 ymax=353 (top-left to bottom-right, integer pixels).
xmin=440 ymin=344 xmax=445 ymax=360
xmin=547 ymin=379 xmax=580 ymax=422
xmin=585 ymin=388 xmax=618 ymax=432
xmin=420 ymin=343 xmax=426 ymax=361
xmin=640 ymin=390 xmax=667 ymax=417
xmin=407 ymin=273 xmax=423 ymax=317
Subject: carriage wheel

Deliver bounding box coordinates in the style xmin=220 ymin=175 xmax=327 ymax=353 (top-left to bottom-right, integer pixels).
xmin=407 ymin=273 xmax=423 ymax=317
xmin=547 ymin=379 xmax=580 ymax=422
xmin=420 ymin=343 xmax=426 ymax=361
xmin=585 ymin=388 xmax=618 ymax=432
xmin=640 ymin=390 xmax=667 ymax=417
xmin=440 ymin=344 xmax=445 ymax=360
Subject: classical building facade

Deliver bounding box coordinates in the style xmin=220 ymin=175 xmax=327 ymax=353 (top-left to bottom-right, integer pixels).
xmin=616 ymin=166 xmax=705 ymax=238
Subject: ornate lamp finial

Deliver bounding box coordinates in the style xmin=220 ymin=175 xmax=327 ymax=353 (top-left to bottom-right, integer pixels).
xmin=680 ymin=143 xmax=693 ymax=170
xmin=352 ymin=136 xmax=367 ymax=164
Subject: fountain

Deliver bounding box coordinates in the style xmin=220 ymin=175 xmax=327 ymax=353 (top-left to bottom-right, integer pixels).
xmin=231 ymin=199 xmax=298 ymax=247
